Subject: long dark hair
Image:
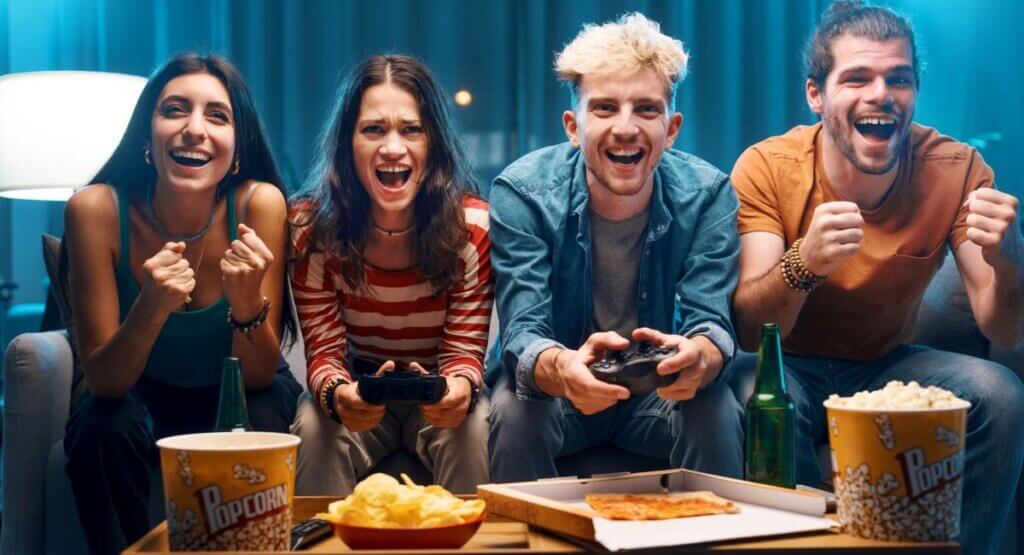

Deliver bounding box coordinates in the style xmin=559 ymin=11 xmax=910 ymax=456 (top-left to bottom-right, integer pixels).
xmin=293 ymin=54 xmax=478 ymax=294
xmin=88 ymin=52 xmax=296 ymax=343
xmin=91 ymin=52 xmax=284 ymax=198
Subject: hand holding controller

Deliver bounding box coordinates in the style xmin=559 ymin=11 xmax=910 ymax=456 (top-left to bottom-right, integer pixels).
xmin=355 ymin=360 xmax=448 ymax=405
xmin=589 ymin=341 xmax=680 ymax=395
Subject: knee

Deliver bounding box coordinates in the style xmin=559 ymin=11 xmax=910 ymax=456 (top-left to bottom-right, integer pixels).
xmin=964 ymin=360 xmax=1024 ymax=429
xmin=247 ymin=375 xmax=301 ymax=433
xmin=65 ymin=395 xmax=149 ymax=462
xmin=487 ymin=385 xmax=560 ymax=453
xmin=459 ymin=396 xmax=491 ymax=442
xmin=291 ymin=394 xmax=332 ymax=443
xmin=681 ymin=378 xmax=743 ymax=424
xmin=725 ymin=352 xmax=758 ymax=406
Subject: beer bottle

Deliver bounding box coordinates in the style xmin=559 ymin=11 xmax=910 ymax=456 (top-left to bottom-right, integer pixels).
xmin=213 ymin=357 xmax=252 ymax=432
xmin=744 ymin=323 xmax=796 ymax=487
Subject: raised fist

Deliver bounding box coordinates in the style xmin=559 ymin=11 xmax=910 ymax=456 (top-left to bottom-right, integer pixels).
xmin=140 ymin=241 xmax=195 ymax=313
xmin=798 ymin=201 xmax=865 ymax=276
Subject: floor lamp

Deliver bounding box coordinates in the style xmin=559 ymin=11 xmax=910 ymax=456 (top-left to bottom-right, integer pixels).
xmin=0 ymin=71 xmax=145 ymax=447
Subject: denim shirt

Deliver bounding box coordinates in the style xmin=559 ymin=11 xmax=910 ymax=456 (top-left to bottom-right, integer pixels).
xmin=487 ymin=143 xmax=740 ymax=400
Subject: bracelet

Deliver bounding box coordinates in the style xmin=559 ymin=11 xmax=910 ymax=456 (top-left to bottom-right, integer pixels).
xmin=227 ymin=297 xmax=271 ymax=334
xmin=320 ymin=376 xmax=347 ymax=423
xmin=452 ymin=374 xmax=481 ymax=415
xmin=779 ymin=238 xmax=826 ymax=292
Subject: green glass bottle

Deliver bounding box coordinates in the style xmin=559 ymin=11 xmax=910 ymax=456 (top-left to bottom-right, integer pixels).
xmin=213 ymin=357 xmax=252 ymax=432
xmin=744 ymin=323 xmax=796 ymax=487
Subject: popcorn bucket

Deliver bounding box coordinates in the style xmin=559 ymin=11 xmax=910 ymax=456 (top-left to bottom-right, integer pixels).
xmin=156 ymin=432 xmax=301 ymax=551
xmin=823 ymin=400 xmax=969 ymax=542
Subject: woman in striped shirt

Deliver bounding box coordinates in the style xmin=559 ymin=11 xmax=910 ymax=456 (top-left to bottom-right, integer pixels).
xmin=288 ymin=55 xmax=493 ymax=495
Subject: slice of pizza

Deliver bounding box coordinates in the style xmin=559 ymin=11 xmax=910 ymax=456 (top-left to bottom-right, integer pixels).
xmin=585 ymin=491 xmax=741 ymax=520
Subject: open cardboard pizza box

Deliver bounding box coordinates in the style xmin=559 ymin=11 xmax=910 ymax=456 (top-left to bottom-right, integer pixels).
xmin=477 ymin=468 xmax=838 ymax=551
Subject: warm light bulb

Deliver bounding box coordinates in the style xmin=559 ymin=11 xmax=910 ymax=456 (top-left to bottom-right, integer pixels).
xmin=454 ymin=89 xmax=472 ymax=106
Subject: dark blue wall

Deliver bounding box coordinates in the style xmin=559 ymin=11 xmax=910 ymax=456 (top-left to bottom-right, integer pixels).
xmin=2 ymin=0 xmax=1022 ymax=307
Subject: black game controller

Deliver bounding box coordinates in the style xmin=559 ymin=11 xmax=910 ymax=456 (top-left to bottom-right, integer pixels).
xmin=353 ymin=359 xmax=447 ymax=404
xmin=589 ymin=341 xmax=680 ymax=394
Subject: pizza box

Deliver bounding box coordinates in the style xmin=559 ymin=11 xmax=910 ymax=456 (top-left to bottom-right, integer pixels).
xmin=477 ymin=468 xmax=838 ymax=551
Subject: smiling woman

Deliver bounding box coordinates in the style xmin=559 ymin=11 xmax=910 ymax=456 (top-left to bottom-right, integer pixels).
xmin=60 ymin=53 xmax=301 ymax=555
xmin=287 ymin=54 xmax=494 ymax=497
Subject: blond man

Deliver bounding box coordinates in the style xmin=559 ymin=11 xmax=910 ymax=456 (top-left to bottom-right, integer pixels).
xmin=487 ymin=13 xmax=742 ymax=482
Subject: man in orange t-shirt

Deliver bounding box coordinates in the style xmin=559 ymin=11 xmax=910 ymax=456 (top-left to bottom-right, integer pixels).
xmin=730 ymin=4 xmax=1023 ymax=554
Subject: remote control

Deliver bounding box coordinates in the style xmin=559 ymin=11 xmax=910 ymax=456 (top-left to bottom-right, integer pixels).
xmin=290 ymin=518 xmax=332 ymax=550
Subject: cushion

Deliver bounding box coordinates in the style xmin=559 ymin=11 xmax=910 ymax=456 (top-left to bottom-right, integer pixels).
xmin=913 ymin=253 xmax=989 ymax=359
xmin=41 ymin=234 xmax=87 ymax=412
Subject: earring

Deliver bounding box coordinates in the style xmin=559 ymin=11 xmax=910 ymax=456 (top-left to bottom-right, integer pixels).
xmin=144 ymin=144 xmax=152 ymax=165
xmin=232 ymin=158 xmax=240 ymax=175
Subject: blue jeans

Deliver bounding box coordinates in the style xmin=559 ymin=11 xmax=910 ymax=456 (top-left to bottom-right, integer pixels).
xmin=488 ymin=374 xmax=744 ymax=482
xmin=729 ymin=345 xmax=1024 ymax=555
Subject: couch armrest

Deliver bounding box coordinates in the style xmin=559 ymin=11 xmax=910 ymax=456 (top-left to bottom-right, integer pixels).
xmin=2 ymin=331 xmax=74 ymax=555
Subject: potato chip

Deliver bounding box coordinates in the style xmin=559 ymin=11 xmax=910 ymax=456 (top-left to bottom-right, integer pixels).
xmin=317 ymin=473 xmax=485 ymax=528
xmin=353 ymin=473 xmax=399 ymax=506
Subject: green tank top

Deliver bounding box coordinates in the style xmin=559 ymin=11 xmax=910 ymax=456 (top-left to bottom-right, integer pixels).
xmin=115 ymin=187 xmax=237 ymax=388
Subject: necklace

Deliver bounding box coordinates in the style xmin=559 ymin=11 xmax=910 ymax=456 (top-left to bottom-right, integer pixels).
xmin=182 ymin=230 xmax=210 ymax=306
xmin=371 ymin=221 xmax=415 ymax=238
xmin=148 ymin=184 xmax=220 ymax=243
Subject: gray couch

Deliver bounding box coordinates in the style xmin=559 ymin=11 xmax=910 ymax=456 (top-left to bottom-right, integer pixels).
xmin=0 ymin=323 xmax=664 ymax=554
xmin=3 ymin=255 xmax=1022 ymax=554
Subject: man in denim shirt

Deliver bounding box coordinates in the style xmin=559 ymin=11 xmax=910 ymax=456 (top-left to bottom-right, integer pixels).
xmin=487 ymin=13 xmax=744 ymax=482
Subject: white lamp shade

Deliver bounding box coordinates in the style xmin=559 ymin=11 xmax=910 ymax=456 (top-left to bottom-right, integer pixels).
xmin=0 ymin=71 xmax=147 ymax=201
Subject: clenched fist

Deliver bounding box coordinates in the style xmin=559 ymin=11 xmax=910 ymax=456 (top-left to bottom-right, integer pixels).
xmin=221 ymin=223 xmax=275 ymax=321
xmin=140 ymin=242 xmax=195 ymax=314
xmin=799 ymin=201 xmax=865 ymax=276
xmin=964 ymin=188 xmax=1023 ymax=273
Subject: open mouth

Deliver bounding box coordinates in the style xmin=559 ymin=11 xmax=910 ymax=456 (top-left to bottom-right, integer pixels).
xmin=375 ymin=165 xmax=412 ymax=189
xmin=605 ymin=148 xmax=644 ymax=166
xmin=853 ymin=116 xmax=897 ymax=142
xmin=169 ymin=149 xmax=212 ymax=168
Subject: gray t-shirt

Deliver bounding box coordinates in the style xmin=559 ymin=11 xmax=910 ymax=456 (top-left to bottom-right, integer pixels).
xmin=589 ymin=208 xmax=650 ymax=338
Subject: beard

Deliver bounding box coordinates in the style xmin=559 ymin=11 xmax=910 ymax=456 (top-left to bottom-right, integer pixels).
xmin=821 ymin=107 xmax=909 ymax=176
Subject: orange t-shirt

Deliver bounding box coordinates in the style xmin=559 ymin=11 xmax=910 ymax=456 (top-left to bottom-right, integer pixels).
xmin=733 ymin=123 xmax=993 ymax=360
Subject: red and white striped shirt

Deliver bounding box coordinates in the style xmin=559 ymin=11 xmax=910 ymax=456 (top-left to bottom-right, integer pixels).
xmin=290 ymin=196 xmax=493 ymax=413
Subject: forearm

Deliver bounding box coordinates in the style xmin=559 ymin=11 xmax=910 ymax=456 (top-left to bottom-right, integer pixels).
xmin=439 ymin=356 xmax=484 ymax=388
xmin=231 ymin=320 xmax=281 ymax=389
xmin=533 ymin=347 xmax=568 ymax=398
xmin=691 ymin=335 xmax=725 ymax=387
xmin=81 ymin=299 xmax=168 ymax=398
xmin=976 ymin=265 xmax=1024 ymax=347
xmin=733 ymin=263 xmax=809 ymax=351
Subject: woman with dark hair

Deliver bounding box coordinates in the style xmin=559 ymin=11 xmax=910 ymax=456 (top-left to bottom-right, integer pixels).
xmin=62 ymin=53 xmax=301 ymax=554
xmin=289 ymin=54 xmax=492 ymax=495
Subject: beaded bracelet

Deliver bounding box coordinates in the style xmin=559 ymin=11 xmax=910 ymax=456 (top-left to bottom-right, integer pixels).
xmin=227 ymin=297 xmax=271 ymax=334
xmin=320 ymin=376 xmax=347 ymax=423
xmin=779 ymin=238 xmax=826 ymax=292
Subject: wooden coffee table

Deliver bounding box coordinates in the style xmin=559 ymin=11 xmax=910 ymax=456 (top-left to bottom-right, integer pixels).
xmin=123 ymin=496 xmax=958 ymax=554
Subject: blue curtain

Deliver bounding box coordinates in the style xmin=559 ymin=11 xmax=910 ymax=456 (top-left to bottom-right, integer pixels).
xmin=2 ymin=0 xmax=1022 ymax=306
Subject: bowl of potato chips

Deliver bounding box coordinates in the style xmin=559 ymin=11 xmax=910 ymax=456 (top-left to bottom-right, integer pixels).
xmin=317 ymin=473 xmax=486 ymax=549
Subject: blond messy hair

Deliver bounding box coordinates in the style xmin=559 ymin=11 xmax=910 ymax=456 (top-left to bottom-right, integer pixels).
xmin=555 ymin=12 xmax=689 ymax=106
